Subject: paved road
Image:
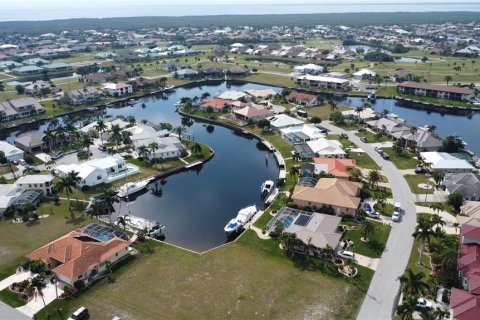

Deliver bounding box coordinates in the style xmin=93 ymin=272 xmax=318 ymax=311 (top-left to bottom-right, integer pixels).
xmin=320 ymin=122 xmax=417 ymax=320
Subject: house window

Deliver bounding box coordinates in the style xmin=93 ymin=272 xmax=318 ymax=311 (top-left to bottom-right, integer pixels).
xmin=97 ymin=175 xmax=102 ymax=180
xmin=115 ymin=253 xmax=118 ymax=257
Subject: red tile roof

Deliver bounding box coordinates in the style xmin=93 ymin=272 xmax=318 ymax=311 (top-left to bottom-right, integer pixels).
xmin=28 ymin=229 xmax=129 ymax=281
xmin=234 ymin=106 xmax=273 ymax=118
xmin=451 ymin=288 xmax=480 ymax=320
xmin=313 ymin=158 xmax=356 ymax=178
xmin=287 ymin=91 xmax=317 ymax=102
xmin=200 ymin=98 xmax=233 ymax=110
xmin=462 ymin=223 xmax=480 ymax=240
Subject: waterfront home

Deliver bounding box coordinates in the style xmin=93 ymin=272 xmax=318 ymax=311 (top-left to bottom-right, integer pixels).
xmin=352 ymin=68 xmax=377 ymax=80
xmin=217 ymin=90 xmax=249 ymax=101
xmin=136 ymin=136 xmax=184 ymax=160
xmin=286 ymin=91 xmax=319 ymax=107
xmin=291 ymin=178 xmax=362 ymax=217
xmin=312 ymin=158 xmax=357 ymax=178
xmin=15 ymin=174 xmax=55 ymax=195
xmin=293 ymin=64 xmax=324 ymax=75
xmin=227 ymin=66 xmax=249 ymax=77
xmin=451 ymin=219 xmax=480 ymax=320
xmin=296 ymin=75 xmax=350 ymax=90
xmin=341 ymin=107 xmax=377 ymax=121
xmin=366 ymin=117 xmax=410 ymax=136
xmin=0 ymin=184 xmax=23 ymax=217
xmin=67 ymin=87 xmax=104 ymax=105
xmin=233 ymin=106 xmax=274 ymax=123
xmin=14 ymin=131 xmax=46 ymax=152
xmin=420 ymin=152 xmax=474 ymax=173
xmin=123 ymin=124 xmax=169 ymax=145
xmin=27 ymin=223 xmax=130 ymax=286
xmin=103 ymin=82 xmax=133 ymax=96
xmin=268 ymin=114 xmax=305 ymax=131
xmin=245 ymin=89 xmax=278 ymax=99
xmin=198 ymin=98 xmax=233 ymax=112
xmin=306 ymin=139 xmax=346 ymax=158
xmin=174 ymin=68 xmax=199 ymax=79
xmin=280 ymin=124 xmax=325 ymax=144
xmin=397 ymin=81 xmax=474 ymax=102
xmin=0 ymin=97 xmax=45 ymax=121
xmin=443 ymin=173 xmax=480 ymax=201
xmin=393 ymin=128 xmax=443 ymax=152
xmin=55 ymin=155 xmax=140 ymax=188
xmin=0 ymin=141 xmax=24 ymax=161
xmin=201 ymin=67 xmax=224 ymax=78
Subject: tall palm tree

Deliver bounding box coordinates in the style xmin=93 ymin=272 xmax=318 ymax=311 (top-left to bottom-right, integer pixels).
xmin=399 ymin=268 xmax=430 ymax=296
xmin=396 ymin=294 xmax=417 ymax=320
xmin=412 ymin=216 xmax=435 ymax=265
xmin=360 ymin=219 xmax=376 ymax=241
xmin=55 ymin=170 xmax=80 ymax=209
xmin=117 ymin=215 xmax=131 ymax=231
xmin=94 ymin=120 xmax=107 ymax=146
xmin=42 ymin=130 xmax=56 ymax=153
xmin=367 ymin=170 xmax=381 ymax=189
xmin=30 ymin=274 xmax=47 ymax=307
xmin=303 ymin=237 xmax=316 ymax=264
xmin=81 ymin=135 xmax=93 ymax=159
xmin=47 ymin=118 xmax=60 ymax=131
xmin=444 ymin=75 xmax=452 ymax=86
xmin=432 ymin=308 xmax=450 ymax=320
xmin=102 ymin=188 xmax=120 ymax=225
xmin=88 ymin=200 xmax=106 ymax=220
xmin=328 ymin=100 xmax=338 ymax=112
xmin=110 ymin=124 xmax=122 ymax=151
xmin=175 ymin=126 xmax=186 ymax=140
xmin=148 ymin=142 xmax=159 ymax=163
xmin=289 ymin=166 xmax=300 ymax=181
xmin=137 ymin=145 xmax=150 ymax=159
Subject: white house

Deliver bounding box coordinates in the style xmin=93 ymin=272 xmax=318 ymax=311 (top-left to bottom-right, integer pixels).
xmin=353 ymin=69 xmax=377 ymax=80
xmin=123 ymin=124 xmax=169 ymax=146
xmin=296 ymin=75 xmax=350 ymax=90
xmin=293 ymin=64 xmax=324 ymax=75
xmin=0 ymin=141 xmax=24 ymax=161
xmin=280 ymin=124 xmax=326 ymax=144
xmin=420 ymin=152 xmax=474 ymax=173
xmin=79 ymin=118 xmax=130 ymax=141
xmin=136 ymin=136 xmax=184 ymax=160
xmin=217 ymin=90 xmax=249 ymax=101
xmin=55 ymin=155 xmax=140 ymax=188
xmin=15 ymin=175 xmax=55 ymax=195
xmin=267 ymin=114 xmax=304 ymax=131
xmin=306 ymin=139 xmax=346 ymax=158
xmin=0 ymin=184 xmax=23 ymax=217
xmin=102 ymin=82 xmax=133 ymax=96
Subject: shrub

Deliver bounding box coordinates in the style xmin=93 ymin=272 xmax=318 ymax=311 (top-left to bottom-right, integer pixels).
xmin=73 ymin=280 xmax=86 ymax=290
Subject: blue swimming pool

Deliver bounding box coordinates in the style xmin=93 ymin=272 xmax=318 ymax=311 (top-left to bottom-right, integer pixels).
xmin=282 ymin=216 xmax=295 ymax=229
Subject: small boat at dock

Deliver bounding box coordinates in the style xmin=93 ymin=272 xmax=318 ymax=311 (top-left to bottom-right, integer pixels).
xmin=261 ymin=180 xmax=274 ymax=198
xmin=224 ymin=204 xmax=257 ymax=234
xmin=367 ymin=91 xmax=377 ymax=102
xmin=117 ymin=178 xmax=152 ymax=198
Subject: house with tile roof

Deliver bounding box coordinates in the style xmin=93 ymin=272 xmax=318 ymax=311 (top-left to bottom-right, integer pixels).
xmin=199 ymin=98 xmax=233 ymax=112
xmin=233 ymin=105 xmax=274 ymax=123
xmin=28 ymin=223 xmax=130 ymax=286
xmin=286 ymin=91 xmax=319 ymax=107
xmin=102 ymin=82 xmax=133 ymax=96
xmin=312 ymin=158 xmax=357 ymax=178
xmin=452 ymin=220 xmax=480 ymax=320
xmin=291 ymin=178 xmax=362 ymax=216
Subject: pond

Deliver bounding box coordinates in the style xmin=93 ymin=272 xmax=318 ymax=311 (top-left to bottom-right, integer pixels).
xmin=393 ymin=56 xmax=423 ymax=63
xmin=106 ymin=82 xmax=280 ymax=252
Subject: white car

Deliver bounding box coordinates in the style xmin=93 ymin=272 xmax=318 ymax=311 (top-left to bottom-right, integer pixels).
xmin=392 ymin=211 xmax=401 ymax=222
xmin=367 ymin=211 xmax=381 ymax=219
xmin=416 ymin=298 xmax=433 ymax=311
xmin=336 ymin=250 xmax=355 ymax=261
xmin=18 ymin=159 xmax=27 ymax=165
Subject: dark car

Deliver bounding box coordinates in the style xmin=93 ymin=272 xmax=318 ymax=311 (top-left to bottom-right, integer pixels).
xmin=415 ymin=167 xmax=428 ymax=174
xmin=98 ymin=145 xmax=107 ymax=151
xmin=381 ymin=152 xmax=390 ymax=160
xmin=360 ymin=137 xmax=368 ymax=143
xmin=341 ymin=133 xmax=348 ymax=139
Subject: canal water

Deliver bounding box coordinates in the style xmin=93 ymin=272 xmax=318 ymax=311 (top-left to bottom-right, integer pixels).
xmin=108 ymin=82 xmax=280 ymax=252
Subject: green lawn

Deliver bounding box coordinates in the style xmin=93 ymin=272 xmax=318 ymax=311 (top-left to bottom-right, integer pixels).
xmin=416 ymin=202 xmax=457 ymax=215
xmin=183 ymin=141 xmax=213 ymax=162
xmin=355 ymin=131 xmax=390 ymax=143
xmin=404 ymin=174 xmax=436 ymax=194
xmin=37 ymin=231 xmax=371 ymax=320
xmin=0 ymin=201 xmax=89 ymax=281
xmin=349 ymin=152 xmax=380 ymax=170
xmin=343 ymin=221 xmax=391 ymax=258
xmin=382 ymin=148 xmax=418 ymax=169
xmin=328 ymin=134 xmax=356 ymax=148
xmin=406 ymin=239 xmax=432 ymax=280
xmin=0 ymin=288 xmax=27 ymax=308
xmin=0 ymin=165 xmax=18 ymax=175
xmin=307 ymin=104 xmax=350 ymax=121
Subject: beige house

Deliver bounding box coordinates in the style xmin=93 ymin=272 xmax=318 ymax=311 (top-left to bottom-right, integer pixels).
xmin=15 ymin=175 xmax=55 ymax=195
xmin=292 ymin=178 xmax=362 ymax=216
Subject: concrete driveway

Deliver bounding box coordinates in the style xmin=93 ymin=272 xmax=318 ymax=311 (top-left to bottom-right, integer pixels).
xmin=320 ymin=122 xmax=417 ymax=320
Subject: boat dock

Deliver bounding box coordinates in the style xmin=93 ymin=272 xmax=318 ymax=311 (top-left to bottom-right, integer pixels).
xmin=262 ymin=140 xmax=275 ymax=151
xmin=264 ymin=188 xmax=279 ymax=206
xmin=117 ymin=215 xmax=163 ymax=234
xmin=185 ymin=161 xmax=202 ymax=169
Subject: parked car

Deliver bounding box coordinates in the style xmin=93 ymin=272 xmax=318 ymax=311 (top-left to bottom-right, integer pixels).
xmin=392 ymin=211 xmax=401 ymax=222
xmin=416 ymin=298 xmax=433 ymax=311
xmin=10 ymin=160 xmax=19 ymax=165
xmin=18 ymin=159 xmax=26 ymax=165
xmin=68 ymin=306 xmax=89 ymax=320
xmin=341 ymin=133 xmax=348 ymax=139
xmin=98 ymin=145 xmax=107 ymax=151
xmin=415 ymin=167 xmax=428 ymax=174
xmin=51 ymin=152 xmax=63 ymax=160
xmin=381 ymin=152 xmax=390 ymax=160
xmin=363 ymin=203 xmax=373 ymax=213
xmin=360 ymin=137 xmax=368 ymax=143
xmin=374 ymin=147 xmax=383 ymax=154
xmin=367 ymin=211 xmax=381 ymax=219
xmin=394 ymin=202 xmax=402 ymax=212
xmin=336 ymin=250 xmax=356 ymax=261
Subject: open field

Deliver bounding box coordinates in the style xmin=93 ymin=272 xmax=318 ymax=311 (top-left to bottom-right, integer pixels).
xmin=307 ymin=104 xmax=351 ymax=120
xmin=0 ymin=201 xmax=89 ymax=281
xmin=38 ymin=231 xmax=372 ymax=320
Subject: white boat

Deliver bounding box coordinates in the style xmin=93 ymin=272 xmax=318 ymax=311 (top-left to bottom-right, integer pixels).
xmin=224 ymin=204 xmax=257 ymax=234
xmin=164 ymin=85 xmax=175 ymax=92
xmin=367 ymin=91 xmax=377 ymax=102
xmin=117 ymin=179 xmax=151 ymax=198
xmin=261 ymin=180 xmax=274 ymax=198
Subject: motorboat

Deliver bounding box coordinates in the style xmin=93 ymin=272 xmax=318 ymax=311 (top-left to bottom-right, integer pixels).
xmin=261 ymin=180 xmax=274 ymax=198
xmin=367 ymin=91 xmax=377 ymax=102
xmin=224 ymin=204 xmax=257 ymax=234
xmin=117 ymin=178 xmax=151 ymax=198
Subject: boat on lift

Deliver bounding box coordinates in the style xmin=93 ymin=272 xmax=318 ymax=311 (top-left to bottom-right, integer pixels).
xmin=224 ymin=204 xmax=257 ymax=234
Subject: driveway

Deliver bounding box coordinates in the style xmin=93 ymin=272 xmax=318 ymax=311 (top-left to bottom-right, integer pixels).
xmin=320 ymin=122 xmax=417 ymax=320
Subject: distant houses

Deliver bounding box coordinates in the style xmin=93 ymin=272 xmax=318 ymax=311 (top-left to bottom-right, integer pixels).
xmin=67 ymin=87 xmax=104 ymax=105
xmin=296 ymin=75 xmax=350 ymax=90
xmin=397 ymin=81 xmax=474 ymax=101
xmin=0 ymin=97 xmax=45 ymax=122
xmin=102 ymin=82 xmax=133 ymax=96
xmin=286 ymin=91 xmax=319 ymax=107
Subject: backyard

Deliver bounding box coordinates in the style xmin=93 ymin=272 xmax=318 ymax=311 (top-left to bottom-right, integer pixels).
xmin=37 ymin=231 xmax=372 ymax=320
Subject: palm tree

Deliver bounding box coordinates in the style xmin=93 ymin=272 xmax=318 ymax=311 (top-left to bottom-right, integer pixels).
xmin=56 ymin=170 xmax=80 ymax=209
xmin=432 ymin=308 xmax=450 ymax=320
xmin=88 ymin=200 xmax=106 ymax=220
xmin=412 ymin=216 xmax=435 ymax=265
xmin=148 ymin=142 xmax=159 ymax=163
xmin=110 ymin=124 xmax=122 ymax=151
xmin=102 ymin=188 xmax=120 ymax=225
xmin=117 ymin=215 xmax=130 ymax=231
xmin=94 ymin=120 xmax=107 ymax=146
xmin=43 ymin=130 xmax=56 ymax=153
xmin=30 ymin=273 xmax=47 ymax=307
xmin=367 ymin=170 xmax=381 ymax=189
xmin=289 ymin=166 xmax=300 ymax=181
xmin=175 ymin=126 xmax=186 ymax=140
xmin=137 ymin=145 xmax=150 ymax=159
xmin=47 ymin=118 xmax=60 ymax=131
xmin=81 ymin=135 xmax=93 ymax=159
xmin=396 ymin=294 xmax=417 ymax=320
xmin=399 ymin=268 xmax=430 ymax=296
xmin=303 ymin=237 xmax=316 ymax=264
xmin=328 ymin=100 xmax=337 ymax=112
xmin=359 ymin=219 xmax=376 ymax=241
xmin=444 ymin=75 xmax=452 ymax=85
xmin=192 ymin=143 xmax=202 ymax=155
xmin=347 ymin=167 xmax=363 ymax=182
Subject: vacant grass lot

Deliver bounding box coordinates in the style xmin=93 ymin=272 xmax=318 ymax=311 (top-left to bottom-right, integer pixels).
xmin=38 ymin=231 xmax=371 ymax=320
xmin=355 ymin=131 xmax=390 ymax=143
xmin=0 ymin=201 xmax=89 ymax=281
xmin=343 ymin=221 xmax=391 ymax=258
xmin=404 ymin=174 xmax=436 ymax=194
xmin=350 ymin=152 xmax=380 ymax=170
xmin=382 ymin=148 xmax=418 ymax=169
xmin=307 ymin=104 xmax=350 ymax=121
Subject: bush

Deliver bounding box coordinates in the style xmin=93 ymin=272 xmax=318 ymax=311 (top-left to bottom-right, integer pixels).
xmin=73 ymin=280 xmax=86 ymax=290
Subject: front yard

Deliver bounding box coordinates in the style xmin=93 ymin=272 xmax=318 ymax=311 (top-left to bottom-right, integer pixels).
xmin=343 ymin=221 xmax=391 ymax=258
xmin=349 ymin=152 xmax=381 ymax=170
xmin=382 ymin=147 xmax=418 ymax=169
xmin=404 ymin=174 xmax=436 ymax=194
xmin=37 ymin=231 xmax=372 ymax=320
xmin=355 ymin=131 xmax=390 ymax=143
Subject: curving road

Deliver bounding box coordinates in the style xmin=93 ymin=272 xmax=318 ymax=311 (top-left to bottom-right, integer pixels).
xmin=320 ymin=122 xmax=417 ymax=320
